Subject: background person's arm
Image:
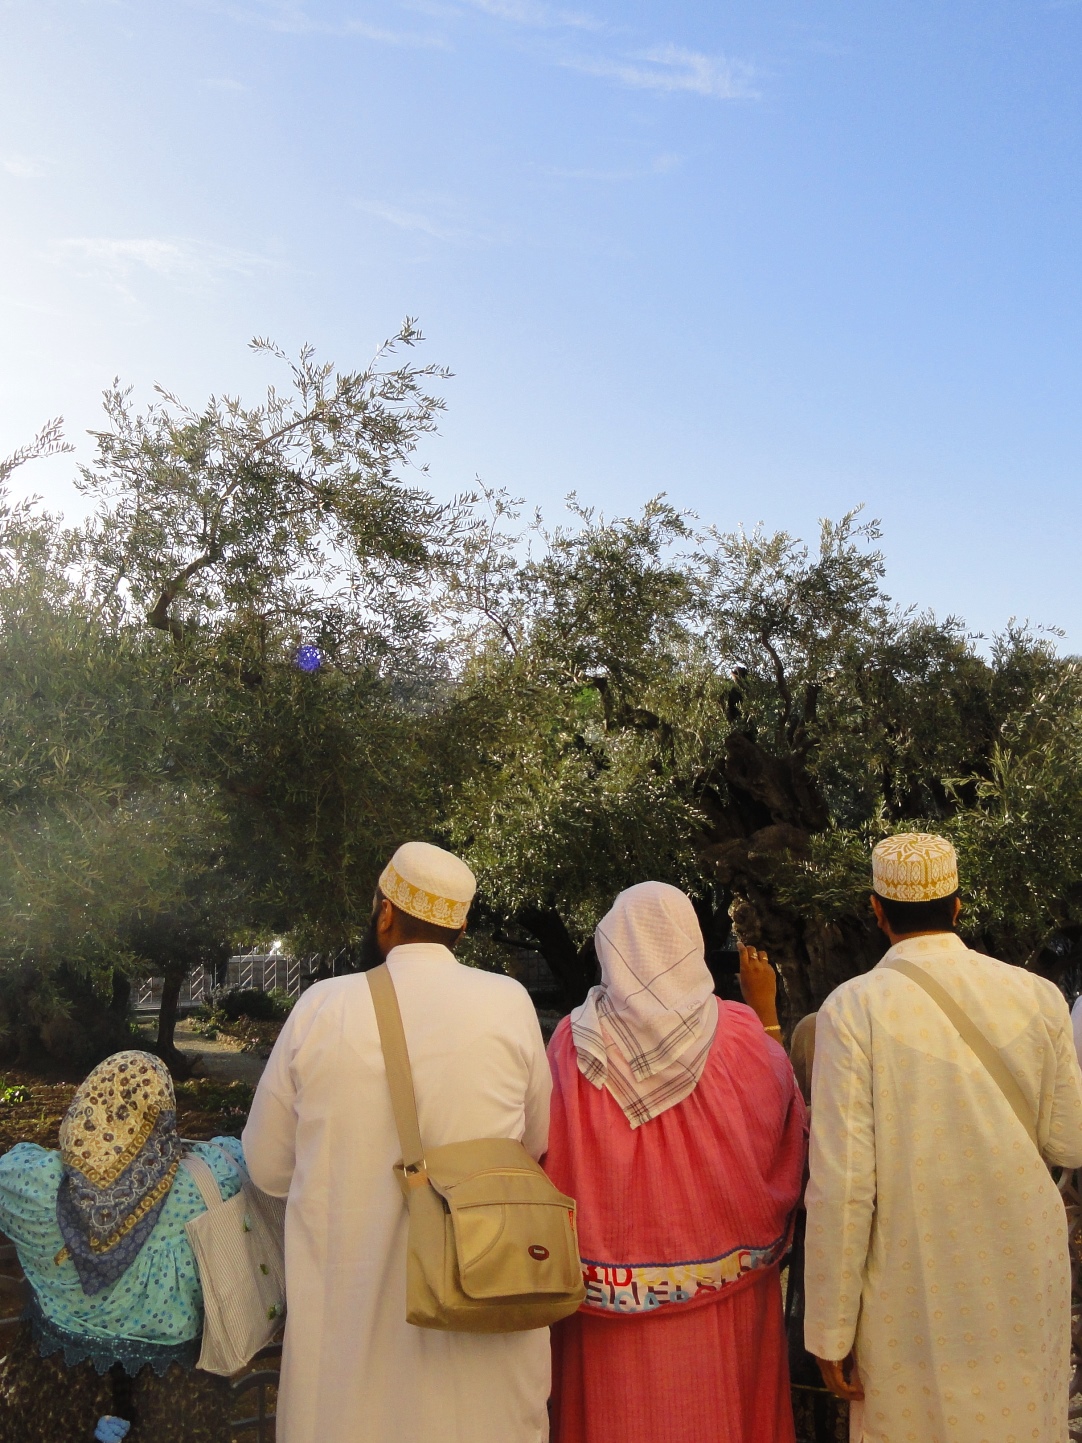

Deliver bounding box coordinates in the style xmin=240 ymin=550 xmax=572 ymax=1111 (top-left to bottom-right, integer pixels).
xmin=1040 ymin=981 xmax=1082 ymax=1169
xmin=520 ymin=994 xmax=553 ymax=1162
xmin=803 ymin=995 xmax=876 ymax=1376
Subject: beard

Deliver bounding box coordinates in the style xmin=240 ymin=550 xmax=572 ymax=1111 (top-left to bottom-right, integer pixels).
xmin=357 ymin=912 xmax=385 ymax=972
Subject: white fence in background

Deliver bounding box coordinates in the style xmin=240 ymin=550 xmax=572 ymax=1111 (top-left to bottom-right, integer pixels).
xmin=223 ymin=951 xmax=302 ymax=996
xmin=134 ymin=952 xmax=303 ymax=1011
xmin=134 ymin=966 xmax=210 ymax=1011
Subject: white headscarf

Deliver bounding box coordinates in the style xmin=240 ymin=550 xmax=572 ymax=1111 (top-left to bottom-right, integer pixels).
xmin=570 ymin=881 xmax=718 ymax=1128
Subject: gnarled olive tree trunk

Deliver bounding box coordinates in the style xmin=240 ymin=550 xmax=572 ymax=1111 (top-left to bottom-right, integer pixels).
xmin=155 ymin=965 xmax=196 ymax=1079
xmin=699 ymin=731 xmax=885 ymax=1025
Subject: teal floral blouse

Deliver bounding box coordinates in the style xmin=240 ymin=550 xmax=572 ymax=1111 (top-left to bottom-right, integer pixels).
xmin=0 ymin=1137 xmax=244 ymax=1365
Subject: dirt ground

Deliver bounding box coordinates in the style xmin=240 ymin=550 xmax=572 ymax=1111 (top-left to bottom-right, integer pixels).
xmin=0 ymin=1001 xmax=559 ymax=1154
xmin=0 ymin=1065 xmax=256 ymax=1153
xmin=140 ymin=1017 xmax=270 ymax=1087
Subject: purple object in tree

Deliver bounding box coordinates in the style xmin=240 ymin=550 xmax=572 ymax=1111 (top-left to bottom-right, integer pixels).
xmin=295 ymin=645 xmax=322 ymax=673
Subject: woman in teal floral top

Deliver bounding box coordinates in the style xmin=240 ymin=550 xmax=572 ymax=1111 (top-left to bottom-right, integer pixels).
xmin=0 ymin=1051 xmax=246 ymax=1443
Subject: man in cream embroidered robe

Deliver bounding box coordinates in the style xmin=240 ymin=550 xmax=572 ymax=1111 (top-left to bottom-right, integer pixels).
xmin=242 ymin=943 xmax=553 ymax=1443
xmin=805 ymin=931 xmax=1082 ymax=1443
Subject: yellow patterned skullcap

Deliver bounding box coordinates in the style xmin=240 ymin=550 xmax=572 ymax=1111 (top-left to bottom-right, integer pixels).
xmin=872 ymin=832 xmax=958 ymax=902
xmin=378 ymin=841 xmax=476 ymax=929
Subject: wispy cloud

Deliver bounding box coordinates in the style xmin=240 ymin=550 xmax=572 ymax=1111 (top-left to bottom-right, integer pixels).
xmin=355 ymin=198 xmax=506 ymax=246
xmin=459 ymin=0 xmax=600 ymax=32
xmin=561 ymin=44 xmax=759 ymax=99
xmin=52 ymin=237 xmax=277 ymax=298
xmin=187 ymin=0 xmax=448 ymax=46
xmin=439 ymin=0 xmax=757 ymax=99
xmin=2 ymin=155 xmax=47 ymax=179
xmin=190 ymin=0 xmax=758 ymax=100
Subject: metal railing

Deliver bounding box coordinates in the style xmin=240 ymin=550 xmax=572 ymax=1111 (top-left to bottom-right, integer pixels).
xmin=1 ymin=1165 xmax=1076 ymax=1443
xmin=0 ymin=1239 xmax=278 ymax=1439
xmin=135 ymin=965 xmax=212 ymax=1011
xmin=134 ymin=952 xmax=305 ymax=1012
xmin=228 ymin=953 xmax=297 ymax=997
xmin=230 ymin=1341 xmax=281 ymax=1443
xmin=0 ymin=1243 xmax=28 ymax=1335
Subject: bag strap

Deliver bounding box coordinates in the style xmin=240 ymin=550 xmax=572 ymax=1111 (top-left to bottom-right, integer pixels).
xmin=368 ymin=963 xmax=428 ymax=1182
xmin=881 ymin=957 xmax=1039 ymax=1148
xmin=181 ymin=1152 xmax=227 ymax=1210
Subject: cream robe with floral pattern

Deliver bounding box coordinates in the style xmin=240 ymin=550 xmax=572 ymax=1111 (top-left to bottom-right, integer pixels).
xmin=805 ymin=932 xmax=1082 ymax=1443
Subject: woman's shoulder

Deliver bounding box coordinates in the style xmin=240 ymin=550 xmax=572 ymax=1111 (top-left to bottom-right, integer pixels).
xmin=0 ymin=1142 xmax=62 ymax=1194
xmin=0 ymin=1144 xmax=63 ymax=1246
xmin=716 ymin=997 xmax=769 ymax=1040
xmin=713 ymin=1001 xmax=794 ymax=1078
xmin=149 ymin=1137 xmax=245 ymax=1237
xmin=548 ymin=1013 xmax=572 ymax=1042
xmin=195 ymin=1135 xmax=245 ymax=1166
xmin=180 ymin=1137 xmax=246 ymax=1196
xmin=545 ymin=1014 xmax=575 ymax=1065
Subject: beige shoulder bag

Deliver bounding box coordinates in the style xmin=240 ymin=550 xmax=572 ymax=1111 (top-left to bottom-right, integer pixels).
xmin=881 ymin=957 xmax=1039 ymax=1149
xmin=368 ymin=962 xmax=585 ymax=1332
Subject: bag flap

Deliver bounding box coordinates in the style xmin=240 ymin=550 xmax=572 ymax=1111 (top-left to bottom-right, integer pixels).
xmin=440 ymin=1169 xmax=577 ymax=1212
xmin=413 ymin=1139 xmax=583 ymax=1303
xmin=422 ymin=1137 xmax=541 ymax=1192
xmin=447 ymin=1193 xmax=583 ymax=1301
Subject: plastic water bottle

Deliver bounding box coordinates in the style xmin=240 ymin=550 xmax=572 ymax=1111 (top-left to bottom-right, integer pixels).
xmin=94 ymin=1417 xmax=131 ymax=1443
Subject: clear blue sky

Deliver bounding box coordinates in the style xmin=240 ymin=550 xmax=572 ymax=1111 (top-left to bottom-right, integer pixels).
xmin=2 ymin=1 xmax=1080 ymax=646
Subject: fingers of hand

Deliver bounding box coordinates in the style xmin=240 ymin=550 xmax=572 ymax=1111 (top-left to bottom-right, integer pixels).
xmin=740 ymin=946 xmax=769 ymax=969
xmin=816 ymin=1359 xmax=861 ymax=1400
xmin=828 ymin=1359 xmax=864 ymax=1401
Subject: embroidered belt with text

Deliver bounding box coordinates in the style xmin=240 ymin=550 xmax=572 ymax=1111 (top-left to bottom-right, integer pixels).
xmin=581 ymin=1231 xmax=788 ymax=1314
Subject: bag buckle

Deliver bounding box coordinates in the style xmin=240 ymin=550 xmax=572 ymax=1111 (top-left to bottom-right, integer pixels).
xmin=403 ymin=1161 xmax=429 ymax=1189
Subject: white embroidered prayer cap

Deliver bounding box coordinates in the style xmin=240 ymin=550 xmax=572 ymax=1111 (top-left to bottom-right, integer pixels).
xmin=872 ymin=832 xmax=958 ymax=902
xmin=378 ymin=841 xmax=476 ymax=930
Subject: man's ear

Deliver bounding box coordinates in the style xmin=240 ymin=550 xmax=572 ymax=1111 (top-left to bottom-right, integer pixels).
xmin=952 ymin=896 xmax=962 ymax=926
xmin=374 ymin=897 xmax=396 ymax=943
xmin=870 ymin=894 xmax=890 ymax=936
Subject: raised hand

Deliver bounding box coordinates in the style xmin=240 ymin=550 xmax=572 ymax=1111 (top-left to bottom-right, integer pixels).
xmin=737 ymin=942 xmax=780 ymax=1032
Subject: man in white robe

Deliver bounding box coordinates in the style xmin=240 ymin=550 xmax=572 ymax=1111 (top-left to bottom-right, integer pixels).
xmin=242 ymin=842 xmax=553 ymax=1443
xmin=805 ymin=832 xmax=1082 ymax=1443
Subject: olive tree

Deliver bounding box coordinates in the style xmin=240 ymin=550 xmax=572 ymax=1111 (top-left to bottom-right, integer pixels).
xmin=444 ymin=498 xmax=1082 ymax=1019
xmin=0 ymin=326 xmax=469 ymax=1069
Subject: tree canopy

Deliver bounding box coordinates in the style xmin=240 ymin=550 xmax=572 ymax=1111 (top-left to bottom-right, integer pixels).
xmin=3 ymin=330 xmax=1082 ymax=1069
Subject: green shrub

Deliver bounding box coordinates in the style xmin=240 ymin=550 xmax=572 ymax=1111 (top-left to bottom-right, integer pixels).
xmin=215 ymin=987 xmax=294 ymax=1022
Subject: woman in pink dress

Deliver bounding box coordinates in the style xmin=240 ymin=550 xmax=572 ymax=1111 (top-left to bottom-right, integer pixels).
xmin=545 ymin=882 xmax=807 ymax=1443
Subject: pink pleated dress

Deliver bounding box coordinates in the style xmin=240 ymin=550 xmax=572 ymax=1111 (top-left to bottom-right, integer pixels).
xmin=544 ymin=999 xmax=808 ymax=1443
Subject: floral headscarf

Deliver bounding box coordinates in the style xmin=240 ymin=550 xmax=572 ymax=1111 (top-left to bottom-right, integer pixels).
xmin=56 ymin=1051 xmax=182 ymax=1295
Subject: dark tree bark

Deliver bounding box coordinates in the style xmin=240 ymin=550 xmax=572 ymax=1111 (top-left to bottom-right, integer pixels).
xmin=695 ymin=731 xmax=884 ymax=1024
xmin=110 ymin=970 xmax=131 ymax=1017
xmin=516 ymin=905 xmax=596 ymax=1012
xmin=155 ymin=965 xmax=195 ymax=1079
